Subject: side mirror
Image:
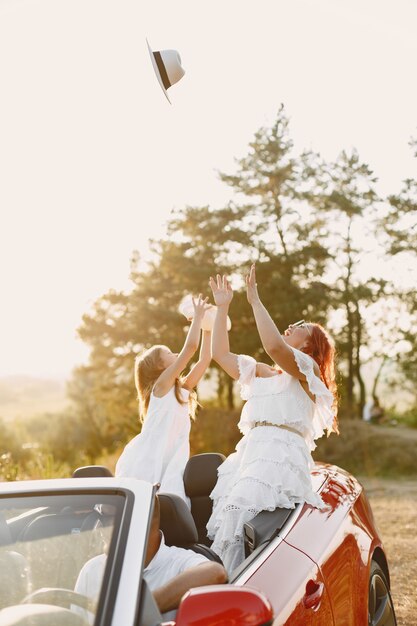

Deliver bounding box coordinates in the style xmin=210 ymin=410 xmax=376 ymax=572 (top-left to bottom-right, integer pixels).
xmin=175 ymin=585 xmax=273 ymax=625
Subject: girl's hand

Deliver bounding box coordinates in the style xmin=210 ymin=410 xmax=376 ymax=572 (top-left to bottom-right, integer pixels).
xmin=192 ymin=294 xmax=211 ymax=321
xmin=245 ymin=264 xmax=261 ymax=305
xmin=209 ymin=275 xmax=233 ymax=307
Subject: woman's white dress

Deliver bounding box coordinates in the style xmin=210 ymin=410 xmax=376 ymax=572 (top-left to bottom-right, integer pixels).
xmin=115 ymin=386 xmax=191 ymax=505
xmin=207 ymin=347 xmax=335 ymax=573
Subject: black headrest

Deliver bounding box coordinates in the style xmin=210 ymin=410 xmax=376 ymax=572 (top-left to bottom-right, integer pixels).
xmin=158 ymin=493 xmax=198 ymax=547
xmin=183 ymin=453 xmax=225 ymax=497
xmin=72 ymin=465 xmax=113 ymax=478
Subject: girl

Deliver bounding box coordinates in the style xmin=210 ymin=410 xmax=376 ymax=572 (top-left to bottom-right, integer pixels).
xmin=115 ymin=295 xmax=212 ymax=505
xmin=207 ymin=269 xmax=338 ymax=573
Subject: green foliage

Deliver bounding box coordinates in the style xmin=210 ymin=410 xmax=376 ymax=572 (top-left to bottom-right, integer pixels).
xmin=384 ymin=135 xmax=417 ymax=256
xmin=190 ymin=406 xmax=241 ymax=457
xmin=0 ymin=453 xmax=19 ymax=482
xmin=3 ymin=407 xmax=417 ymax=481
xmin=378 ymin=137 xmax=417 ymax=396
xmin=396 ymin=406 xmax=417 ymax=429
xmin=22 ymin=452 xmax=71 ymax=480
xmin=310 ymin=149 xmax=383 ymax=418
xmin=0 ymin=417 xmax=34 ymax=475
xmin=0 ymin=409 xmax=113 ymax=481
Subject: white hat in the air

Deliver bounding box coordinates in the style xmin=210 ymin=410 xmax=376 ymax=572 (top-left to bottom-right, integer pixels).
xmin=147 ymin=39 xmax=185 ymax=103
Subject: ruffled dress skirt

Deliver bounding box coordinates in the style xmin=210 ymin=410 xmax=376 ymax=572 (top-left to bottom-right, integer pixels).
xmin=207 ymin=425 xmax=324 ymax=574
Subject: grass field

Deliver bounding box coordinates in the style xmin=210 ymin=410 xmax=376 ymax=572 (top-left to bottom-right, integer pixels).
xmin=360 ymin=477 xmax=417 ymax=626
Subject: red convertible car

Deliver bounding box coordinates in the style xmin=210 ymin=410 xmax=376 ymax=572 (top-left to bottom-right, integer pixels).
xmin=0 ymin=454 xmax=396 ymax=625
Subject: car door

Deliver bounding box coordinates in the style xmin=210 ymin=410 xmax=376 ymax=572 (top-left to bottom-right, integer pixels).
xmin=237 ymin=535 xmax=334 ymax=625
xmin=282 ymin=469 xmax=369 ymax=625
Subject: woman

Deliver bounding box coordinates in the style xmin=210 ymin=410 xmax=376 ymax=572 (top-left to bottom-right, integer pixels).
xmin=207 ymin=268 xmax=338 ymax=573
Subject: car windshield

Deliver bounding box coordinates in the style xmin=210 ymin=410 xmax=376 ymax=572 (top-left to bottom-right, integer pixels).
xmin=0 ymin=492 xmax=126 ymax=625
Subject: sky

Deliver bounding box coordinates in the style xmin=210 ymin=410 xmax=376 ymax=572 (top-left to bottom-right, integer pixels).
xmin=0 ymin=0 xmax=416 ymax=379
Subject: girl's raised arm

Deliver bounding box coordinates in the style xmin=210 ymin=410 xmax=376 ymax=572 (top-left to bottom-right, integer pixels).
xmin=154 ymin=295 xmax=211 ymax=396
xmin=210 ymin=275 xmax=239 ymax=380
xmin=182 ymin=329 xmax=212 ymax=390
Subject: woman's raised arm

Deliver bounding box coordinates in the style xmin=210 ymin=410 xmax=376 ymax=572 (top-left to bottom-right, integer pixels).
xmin=210 ymin=275 xmax=239 ymax=380
xmin=246 ymin=265 xmax=308 ymax=380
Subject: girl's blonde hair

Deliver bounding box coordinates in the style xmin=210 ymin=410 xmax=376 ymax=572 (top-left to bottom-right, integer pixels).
xmin=134 ymin=345 xmax=197 ymax=423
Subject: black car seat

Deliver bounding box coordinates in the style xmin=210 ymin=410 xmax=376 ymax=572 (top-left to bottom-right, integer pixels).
xmin=183 ymin=453 xmax=225 ymax=546
xmin=158 ymin=493 xmax=223 ymax=565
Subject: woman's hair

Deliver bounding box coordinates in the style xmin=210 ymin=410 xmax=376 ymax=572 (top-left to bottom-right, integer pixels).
xmin=303 ymin=323 xmax=339 ymax=434
xmin=134 ymin=345 xmax=197 ymax=423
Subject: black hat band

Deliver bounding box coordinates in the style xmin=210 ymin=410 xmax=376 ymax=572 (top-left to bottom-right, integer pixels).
xmin=153 ymin=51 xmax=171 ymax=91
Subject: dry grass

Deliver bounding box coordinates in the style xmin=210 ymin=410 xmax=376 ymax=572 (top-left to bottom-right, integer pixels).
xmin=190 ymin=411 xmax=417 ymax=478
xmin=314 ymin=421 xmax=417 ymax=477
xmin=360 ymin=477 xmax=417 ymax=626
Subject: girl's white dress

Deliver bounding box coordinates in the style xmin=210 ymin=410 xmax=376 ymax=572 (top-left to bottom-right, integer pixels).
xmin=207 ymin=347 xmax=335 ymax=574
xmin=115 ymin=386 xmax=191 ymax=505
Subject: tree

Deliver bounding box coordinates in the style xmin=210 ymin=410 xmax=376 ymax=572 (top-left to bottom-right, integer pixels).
xmin=309 ymin=149 xmax=384 ymax=418
xmin=378 ymin=136 xmax=417 ymax=403
xmin=384 ymin=136 xmax=417 ymax=256
xmin=218 ymin=106 xmax=332 ymax=337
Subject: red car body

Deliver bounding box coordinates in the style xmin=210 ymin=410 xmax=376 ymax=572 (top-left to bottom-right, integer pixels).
xmin=237 ymin=465 xmax=385 ymax=625
xmin=177 ymin=462 xmax=392 ymax=626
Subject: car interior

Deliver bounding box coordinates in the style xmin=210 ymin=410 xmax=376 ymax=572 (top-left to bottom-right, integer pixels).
xmin=0 ymin=453 xmax=297 ymax=624
xmin=0 ymin=493 xmax=123 ymax=624
xmin=73 ymin=452 xmax=297 ymax=579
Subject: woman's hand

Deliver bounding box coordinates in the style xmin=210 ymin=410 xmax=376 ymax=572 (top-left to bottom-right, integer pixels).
xmin=209 ymin=275 xmax=233 ymax=307
xmin=245 ymin=264 xmax=261 ymax=305
xmin=192 ymin=294 xmax=211 ymax=321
